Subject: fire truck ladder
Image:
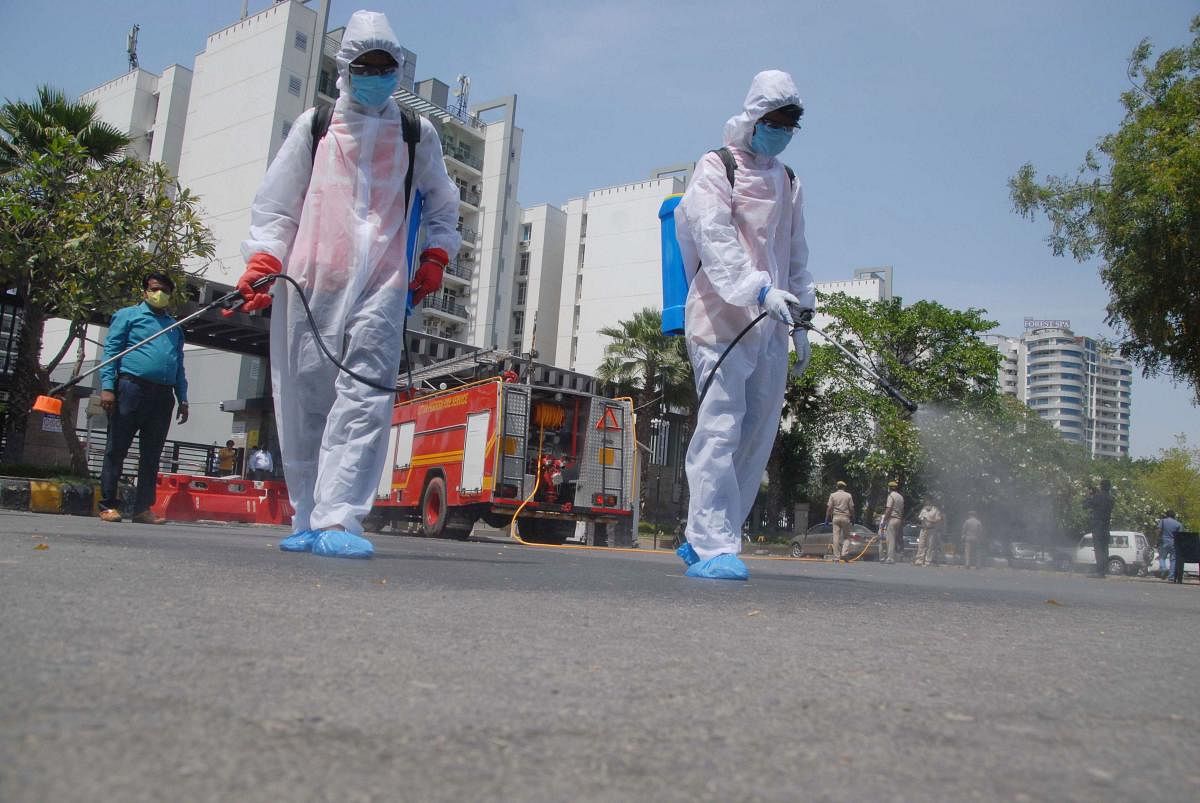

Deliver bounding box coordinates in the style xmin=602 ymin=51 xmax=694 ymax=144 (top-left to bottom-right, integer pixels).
xmin=597 ymin=401 xmax=628 ymax=508
xmin=499 ymin=384 xmax=531 ymax=497
xmin=406 ymin=347 xmax=515 ymax=388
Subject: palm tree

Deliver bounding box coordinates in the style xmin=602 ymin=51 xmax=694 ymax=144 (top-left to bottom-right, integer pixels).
xmin=0 ymin=86 xmax=130 ymax=465
xmin=596 ymin=307 xmax=694 ymax=462
xmin=0 ymin=85 xmax=130 ymax=174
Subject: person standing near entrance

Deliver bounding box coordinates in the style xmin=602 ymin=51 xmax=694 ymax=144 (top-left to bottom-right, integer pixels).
xmin=96 ymin=271 xmax=189 ymax=524
xmin=879 ymin=480 xmax=904 ymax=564
xmin=1084 ymin=480 xmax=1115 ymax=577
xmin=826 ymin=480 xmax=854 ymax=562
xmin=217 ymin=439 xmax=237 ymax=475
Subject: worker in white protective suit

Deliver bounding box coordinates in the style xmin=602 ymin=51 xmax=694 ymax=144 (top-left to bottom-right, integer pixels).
xmin=674 ymin=70 xmax=816 ymax=580
xmin=230 ymin=11 xmax=461 ymax=559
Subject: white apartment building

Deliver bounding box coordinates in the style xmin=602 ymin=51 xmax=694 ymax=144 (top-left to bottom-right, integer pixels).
xmin=512 ymin=205 xmax=567 ymax=357
xmin=551 ymin=177 xmax=685 ymax=375
xmin=519 ymin=165 xmax=889 ymax=375
xmin=984 ymin=323 xmax=1133 ymax=458
xmin=48 ymin=0 xmax=522 ymax=446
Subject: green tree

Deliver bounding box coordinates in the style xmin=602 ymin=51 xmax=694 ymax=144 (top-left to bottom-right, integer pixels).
xmin=782 ymin=293 xmax=1002 ymax=521
xmin=1137 ymin=434 xmax=1200 ymax=525
xmin=0 ymin=86 xmax=130 ymax=174
xmin=596 ymin=308 xmax=693 ymax=451
xmin=0 ymin=90 xmax=214 ymax=469
xmin=1010 ymin=17 xmax=1200 ymax=401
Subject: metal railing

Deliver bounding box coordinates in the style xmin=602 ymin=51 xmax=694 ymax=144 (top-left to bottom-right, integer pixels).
xmin=457 ymin=225 xmax=479 ymax=244
xmin=445 ymin=261 xmax=473 ymax=281
xmin=459 ymin=187 xmax=482 ymax=206
xmin=421 ymin=296 xmax=469 ymax=320
xmin=77 ymin=428 xmax=258 ymax=480
xmin=447 ymin=147 xmax=483 ymax=170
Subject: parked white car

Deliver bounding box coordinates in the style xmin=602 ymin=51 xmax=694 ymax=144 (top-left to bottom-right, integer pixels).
xmin=1073 ymin=531 xmax=1152 ymax=576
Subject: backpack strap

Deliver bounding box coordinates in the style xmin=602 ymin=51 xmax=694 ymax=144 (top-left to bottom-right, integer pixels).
xmin=400 ymin=107 xmax=421 ymax=214
xmin=709 ymin=146 xmax=794 ymax=189
xmin=310 ymin=105 xmax=333 ymax=164
xmin=711 ymin=147 xmax=737 ymax=187
xmin=308 ymin=105 xmax=424 ymax=213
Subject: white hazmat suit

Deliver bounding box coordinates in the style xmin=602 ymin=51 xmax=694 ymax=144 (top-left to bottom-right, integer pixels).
xmin=676 ymin=70 xmax=815 ymax=564
xmin=242 ymin=11 xmax=460 ymax=540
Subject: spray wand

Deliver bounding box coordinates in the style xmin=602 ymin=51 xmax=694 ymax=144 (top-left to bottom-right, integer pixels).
xmin=32 ymin=273 xmax=402 ymax=417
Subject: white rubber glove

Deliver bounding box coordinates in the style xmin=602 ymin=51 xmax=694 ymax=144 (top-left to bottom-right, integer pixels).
xmin=760 ymin=287 xmax=800 ymax=325
xmin=791 ymin=327 xmax=811 ymax=378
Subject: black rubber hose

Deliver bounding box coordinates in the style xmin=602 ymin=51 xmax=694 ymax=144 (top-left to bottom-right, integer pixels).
xmin=231 ymin=273 xmax=402 ymax=394
xmin=696 ymin=311 xmax=769 ymax=409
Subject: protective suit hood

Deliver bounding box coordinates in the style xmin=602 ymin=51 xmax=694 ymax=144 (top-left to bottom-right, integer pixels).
xmin=335 ymin=11 xmax=406 ymax=106
xmin=722 ymin=70 xmax=802 ymax=151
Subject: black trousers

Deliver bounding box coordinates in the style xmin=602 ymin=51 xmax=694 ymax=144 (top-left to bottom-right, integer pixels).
xmin=100 ymin=376 xmax=175 ymax=514
xmin=1093 ymin=535 xmax=1110 ymax=576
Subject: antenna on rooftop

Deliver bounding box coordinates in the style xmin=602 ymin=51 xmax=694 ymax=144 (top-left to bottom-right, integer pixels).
xmin=241 ymin=1 xmax=249 ymax=19
xmin=453 ymin=74 xmax=471 ymax=118
xmin=126 ymin=24 xmax=140 ymax=71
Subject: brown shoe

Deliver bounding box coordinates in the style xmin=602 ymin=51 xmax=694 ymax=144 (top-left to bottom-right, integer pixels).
xmin=99 ymin=508 xmax=122 ymax=523
xmin=131 ymin=510 xmax=167 ymax=525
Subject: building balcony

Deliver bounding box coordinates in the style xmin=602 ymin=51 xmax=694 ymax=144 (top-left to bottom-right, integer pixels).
xmin=442 ymin=260 xmax=473 ymax=286
xmin=421 ymin=295 xmax=469 ymax=322
xmin=457 ymin=225 xmax=479 ymax=245
xmin=446 ymin=147 xmax=483 ymax=173
xmin=459 ymin=187 xmax=482 ymax=207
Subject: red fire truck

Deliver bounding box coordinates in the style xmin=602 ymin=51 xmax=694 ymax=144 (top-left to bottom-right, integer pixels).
xmin=366 ymin=352 xmax=638 ymax=546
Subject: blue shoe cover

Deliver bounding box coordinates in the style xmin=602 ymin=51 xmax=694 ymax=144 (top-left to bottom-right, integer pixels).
xmin=311 ymin=530 xmax=374 ymax=559
xmin=685 ymin=553 xmax=749 ymax=581
xmin=676 ymin=542 xmax=700 ymax=566
xmin=280 ymin=530 xmax=319 ymax=552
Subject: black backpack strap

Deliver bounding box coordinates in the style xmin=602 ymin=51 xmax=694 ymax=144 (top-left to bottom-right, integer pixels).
xmin=784 ymin=165 xmax=795 ymax=185
xmin=310 ymin=105 xmax=332 ymax=165
xmin=400 ymin=108 xmax=422 ymax=214
xmin=711 ymin=147 xmax=737 ymax=187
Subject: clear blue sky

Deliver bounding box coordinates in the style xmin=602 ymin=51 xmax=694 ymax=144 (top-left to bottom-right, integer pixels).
xmin=3 ymin=0 xmax=1197 ymax=458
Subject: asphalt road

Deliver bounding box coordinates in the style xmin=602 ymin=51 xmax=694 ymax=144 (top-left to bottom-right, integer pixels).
xmin=2 ymin=510 xmax=1198 ymax=803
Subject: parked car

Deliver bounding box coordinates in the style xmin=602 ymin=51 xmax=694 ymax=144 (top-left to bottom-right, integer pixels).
xmin=1073 ymin=531 xmax=1152 ymax=576
xmin=1147 ymin=548 xmax=1200 ymax=580
xmin=1007 ymin=541 xmax=1074 ymax=571
xmin=790 ymin=522 xmax=880 ymax=560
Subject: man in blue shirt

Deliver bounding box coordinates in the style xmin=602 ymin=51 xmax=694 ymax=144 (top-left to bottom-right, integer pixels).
xmin=1158 ymin=510 xmax=1183 ymax=580
xmin=97 ymin=272 xmax=189 ymax=524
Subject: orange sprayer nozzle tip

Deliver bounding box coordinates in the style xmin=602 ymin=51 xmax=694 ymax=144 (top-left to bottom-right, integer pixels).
xmin=32 ymin=395 xmax=63 ymax=416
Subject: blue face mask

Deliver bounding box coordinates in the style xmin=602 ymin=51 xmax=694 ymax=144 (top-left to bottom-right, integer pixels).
xmin=750 ymin=123 xmax=793 ymax=157
xmin=350 ymin=74 xmax=398 ymax=107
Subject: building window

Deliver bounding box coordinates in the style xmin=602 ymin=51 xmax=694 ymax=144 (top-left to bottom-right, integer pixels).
xmin=294 ymin=31 xmax=309 ymax=52
xmin=518 ymin=251 xmax=530 ymax=276
xmin=580 ymin=213 xmax=588 ymax=238
xmin=288 ymin=75 xmax=303 ymax=96
xmin=520 ymin=223 xmax=532 ymax=242
xmin=516 ymin=283 xmax=527 ymax=306
xmin=512 ymin=311 xmax=524 ymax=335
xmin=577 ymin=243 xmax=585 ymax=267
xmin=512 ymin=339 xmax=522 ymax=352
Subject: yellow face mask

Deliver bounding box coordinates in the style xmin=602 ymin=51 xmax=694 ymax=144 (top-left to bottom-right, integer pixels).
xmin=145 ymin=290 xmax=170 ymax=309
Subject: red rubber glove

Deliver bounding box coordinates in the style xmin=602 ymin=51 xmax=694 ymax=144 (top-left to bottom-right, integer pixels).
xmin=410 ymin=247 xmax=448 ymax=305
xmin=222 ymin=253 xmax=282 ymax=317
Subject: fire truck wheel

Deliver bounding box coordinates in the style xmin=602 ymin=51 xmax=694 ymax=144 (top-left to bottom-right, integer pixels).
xmin=420 ymin=476 xmax=450 ymax=538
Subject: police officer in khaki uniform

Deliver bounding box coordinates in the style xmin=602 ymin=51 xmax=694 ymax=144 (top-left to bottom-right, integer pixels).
xmin=961 ymin=510 xmax=984 ymax=569
xmin=915 ymin=499 xmax=945 ymax=566
xmin=879 ymin=480 xmax=904 ymax=564
xmin=826 ymin=480 xmax=854 ymax=562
